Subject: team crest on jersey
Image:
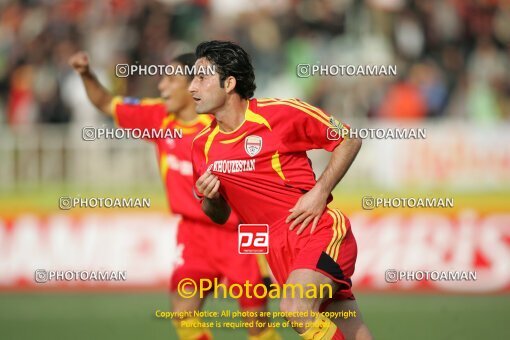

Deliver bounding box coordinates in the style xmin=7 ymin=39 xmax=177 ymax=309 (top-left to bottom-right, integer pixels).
xmin=244 ymin=135 xmax=262 ymax=157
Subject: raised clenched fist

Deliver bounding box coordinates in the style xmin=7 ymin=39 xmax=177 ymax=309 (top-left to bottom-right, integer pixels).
xmin=68 ymin=51 xmax=90 ymax=75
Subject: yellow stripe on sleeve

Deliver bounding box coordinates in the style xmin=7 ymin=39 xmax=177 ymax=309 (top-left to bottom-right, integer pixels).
xmin=257 ymin=100 xmax=330 ymax=126
xmin=258 ymin=97 xmax=330 ymax=121
xmin=287 ymin=98 xmax=330 ymax=121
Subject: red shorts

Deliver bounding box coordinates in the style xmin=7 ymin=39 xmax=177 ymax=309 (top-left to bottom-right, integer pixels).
xmin=266 ymin=208 xmax=357 ymax=302
xmin=169 ymin=218 xmax=267 ymax=309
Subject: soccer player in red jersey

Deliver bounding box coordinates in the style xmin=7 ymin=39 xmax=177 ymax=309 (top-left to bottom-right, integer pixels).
xmin=69 ymin=51 xmax=280 ymax=340
xmin=190 ymin=41 xmax=373 ymax=340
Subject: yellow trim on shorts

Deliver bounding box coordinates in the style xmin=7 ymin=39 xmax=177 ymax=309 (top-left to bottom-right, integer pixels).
xmin=331 ymin=209 xmax=347 ymax=261
xmin=326 ymin=209 xmax=339 ymax=258
xmin=326 ymin=209 xmax=346 ymax=262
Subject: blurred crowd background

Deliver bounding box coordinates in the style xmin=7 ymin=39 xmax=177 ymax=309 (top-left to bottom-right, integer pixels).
xmin=2 ymin=0 xmax=510 ymax=127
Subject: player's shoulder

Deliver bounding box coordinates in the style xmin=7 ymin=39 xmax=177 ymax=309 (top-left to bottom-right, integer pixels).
xmin=165 ymin=113 xmax=212 ymax=130
xmin=253 ymin=97 xmax=330 ymax=123
xmin=112 ymin=96 xmax=168 ymax=127
xmin=114 ymin=96 xmax=165 ymax=107
xmin=192 ymin=118 xmax=216 ymax=147
xmin=140 ymin=97 xmax=166 ymax=106
xmin=113 ymin=96 xmax=167 ymax=115
xmin=254 ymin=97 xmax=320 ymax=115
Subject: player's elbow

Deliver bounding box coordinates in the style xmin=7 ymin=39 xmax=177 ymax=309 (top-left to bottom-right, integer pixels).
xmin=337 ymin=135 xmax=362 ymax=154
xmin=345 ymin=134 xmax=362 ymax=153
xmin=352 ymin=135 xmax=362 ymax=151
xmin=99 ymin=97 xmax=114 ymax=117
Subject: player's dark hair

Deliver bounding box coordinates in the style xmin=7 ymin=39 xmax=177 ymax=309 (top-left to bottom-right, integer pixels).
xmin=172 ymin=53 xmax=196 ymax=81
xmin=195 ymin=40 xmax=256 ymax=99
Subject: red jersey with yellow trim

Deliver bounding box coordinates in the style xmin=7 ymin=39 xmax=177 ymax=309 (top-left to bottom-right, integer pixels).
xmin=191 ymin=98 xmax=349 ymax=227
xmin=112 ymin=96 xmax=239 ymax=228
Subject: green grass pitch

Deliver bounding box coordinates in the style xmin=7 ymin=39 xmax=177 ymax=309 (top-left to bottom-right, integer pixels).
xmin=0 ymin=292 xmax=508 ymax=340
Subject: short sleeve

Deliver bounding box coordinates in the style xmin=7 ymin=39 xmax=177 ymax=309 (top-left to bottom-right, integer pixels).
xmin=275 ymin=99 xmax=350 ymax=152
xmin=111 ymin=96 xmax=167 ymax=138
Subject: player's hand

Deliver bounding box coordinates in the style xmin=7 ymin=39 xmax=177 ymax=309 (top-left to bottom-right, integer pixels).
xmin=286 ymin=187 xmax=328 ymax=235
xmin=196 ymin=170 xmax=221 ymax=199
xmin=68 ymin=51 xmax=90 ymax=75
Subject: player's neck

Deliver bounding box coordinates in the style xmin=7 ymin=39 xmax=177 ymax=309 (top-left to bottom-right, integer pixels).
xmin=215 ymin=98 xmax=249 ymax=133
xmin=174 ymin=102 xmax=197 ymax=123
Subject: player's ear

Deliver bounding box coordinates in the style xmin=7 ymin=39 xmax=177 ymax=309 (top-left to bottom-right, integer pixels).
xmin=224 ymin=76 xmax=237 ymax=94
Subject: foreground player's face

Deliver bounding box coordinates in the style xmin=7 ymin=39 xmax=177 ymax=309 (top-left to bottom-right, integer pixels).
xmin=189 ymin=57 xmax=226 ymax=114
xmin=157 ymin=62 xmax=194 ymax=113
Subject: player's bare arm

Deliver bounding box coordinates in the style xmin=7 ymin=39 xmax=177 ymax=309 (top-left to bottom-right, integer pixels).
xmin=196 ymin=170 xmax=231 ymax=224
xmin=287 ymin=136 xmax=362 ymax=235
xmin=68 ymin=51 xmax=114 ymax=116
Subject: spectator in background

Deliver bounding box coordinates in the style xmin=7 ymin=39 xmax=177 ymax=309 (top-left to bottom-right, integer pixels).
xmin=0 ymin=0 xmax=509 ymax=125
xmin=7 ymin=62 xmax=37 ymax=125
xmin=377 ymin=78 xmax=427 ymax=120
